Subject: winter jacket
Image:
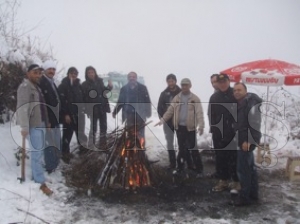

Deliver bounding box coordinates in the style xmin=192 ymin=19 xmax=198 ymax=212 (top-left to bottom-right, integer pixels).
xmin=57 ymin=77 xmax=85 ymax=119
xmin=235 ymin=93 xmax=262 ymax=151
xmin=38 ymin=75 xmax=62 ymax=127
xmin=157 ymin=85 xmax=181 ymax=128
xmin=16 ymin=79 xmax=48 ymax=132
xmin=162 ymin=92 xmax=205 ymax=132
xmin=81 ymin=75 xmax=111 ymax=115
xmin=209 ymin=87 xmax=237 ymax=144
xmin=113 ymin=82 xmax=151 ymax=123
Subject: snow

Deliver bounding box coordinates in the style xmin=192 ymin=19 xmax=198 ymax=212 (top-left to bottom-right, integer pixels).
xmin=1 ymin=106 xmax=300 ymax=223
xmin=0 ymin=116 xmax=223 ymax=223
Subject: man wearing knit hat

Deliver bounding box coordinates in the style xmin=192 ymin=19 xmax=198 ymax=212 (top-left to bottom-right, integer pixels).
xmin=38 ymin=60 xmax=62 ymax=173
xmin=157 ymin=74 xmax=181 ymax=169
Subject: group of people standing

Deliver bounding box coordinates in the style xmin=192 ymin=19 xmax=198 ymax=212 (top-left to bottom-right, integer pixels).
xmin=16 ymin=62 xmax=262 ymax=207
xmin=16 ymin=62 xmax=115 ymax=195
xmin=209 ymin=73 xmax=262 ymax=206
xmin=156 ymin=73 xmax=262 ymax=206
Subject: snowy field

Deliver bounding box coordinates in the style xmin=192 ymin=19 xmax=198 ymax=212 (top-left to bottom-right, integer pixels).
xmin=1 ymin=109 xmax=300 ymax=223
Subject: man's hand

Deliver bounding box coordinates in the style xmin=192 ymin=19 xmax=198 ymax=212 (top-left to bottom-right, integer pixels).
xmin=21 ymin=130 xmax=28 ymax=137
xmin=65 ymin=115 xmax=71 ymax=124
xmin=198 ymin=128 xmax=204 ymax=136
xmin=154 ymin=120 xmax=163 ymax=127
xmin=242 ymin=142 xmax=251 ymax=151
xmin=108 ymin=79 xmax=113 ymax=89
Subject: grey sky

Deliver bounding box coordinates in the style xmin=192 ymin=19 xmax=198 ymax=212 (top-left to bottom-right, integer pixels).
xmin=17 ymin=0 xmax=300 ymax=107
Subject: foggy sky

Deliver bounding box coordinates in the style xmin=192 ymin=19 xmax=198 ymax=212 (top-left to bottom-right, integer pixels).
xmin=17 ymin=0 xmax=300 ymax=107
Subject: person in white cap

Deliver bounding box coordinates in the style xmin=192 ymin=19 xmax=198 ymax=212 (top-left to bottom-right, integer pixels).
xmin=155 ymin=78 xmax=205 ymax=177
xmin=38 ymin=60 xmax=62 ymax=173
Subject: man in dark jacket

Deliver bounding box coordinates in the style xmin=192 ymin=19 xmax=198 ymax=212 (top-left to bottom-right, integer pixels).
xmin=209 ymin=74 xmax=240 ymax=193
xmin=58 ymin=67 xmax=87 ymax=162
xmin=157 ymin=74 xmax=181 ymax=169
xmin=112 ymin=72 xmax=151 ymax=147
xmin=208 ymin=73 xmax=220 ymax=179
xmin=81 ymin=66 xmax=112 ymax=149
xmin=38 ymin=60 xmax=62 ymax=173
xmin=229 ymin=82 xmax=262 ymax=206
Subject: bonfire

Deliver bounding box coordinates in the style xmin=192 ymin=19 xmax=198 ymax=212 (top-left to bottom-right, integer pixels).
xmin=66 ymin=121 xmax=156 ymax=191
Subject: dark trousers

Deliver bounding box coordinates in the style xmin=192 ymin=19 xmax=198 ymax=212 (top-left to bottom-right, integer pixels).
xmin=176 ymin=125 xmax=203 ymax=173
xmin=237 ymin=149 xmax=258 ymax=201
xmin=163 ymin=123 xmax=176 ymax=168
xmin=62 ymin=114 xmax=87 ymax=154
xmin=88 ymin=110 xmax=107 ymax=145
xmin=214 ymin=138 xmax=239 ymax=181
xmin=212 ymin=134 xmax=220 ymax=176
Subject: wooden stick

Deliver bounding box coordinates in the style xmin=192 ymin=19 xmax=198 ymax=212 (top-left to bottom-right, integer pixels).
xmin=18 ymin=136 xmax=26 ymax=183
xmin=16 ymin=208 xmax=50 ymax=224
xmin=0 ymin=188 xmax=30 ymax=202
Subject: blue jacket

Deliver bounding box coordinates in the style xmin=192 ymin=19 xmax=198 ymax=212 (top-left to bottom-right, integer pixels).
xmin=113 ymin=82 xmax=151 ymax=123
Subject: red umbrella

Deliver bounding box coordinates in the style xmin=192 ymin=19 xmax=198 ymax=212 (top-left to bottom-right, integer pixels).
xmin=220 ymin=59 xmax=300 ymax=161
xmin=220 ymin=59 xmax=300 ymax=86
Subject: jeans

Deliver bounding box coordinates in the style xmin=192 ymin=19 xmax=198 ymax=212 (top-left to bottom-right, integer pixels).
xmin=163 ymin=123 xmax=176 ymax=167
xmin=28 ymin=126 xmax=46 ymax=184
xmin=44 ymin=126 xmax=61 ymax=171
xmin=237 ymin=149 xmax=259 ymax=201
xmin=176 ymin=125 xmax=203 ymax=173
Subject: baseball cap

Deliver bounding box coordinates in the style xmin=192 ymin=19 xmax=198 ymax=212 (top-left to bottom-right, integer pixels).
xmin=27 ymin=64 xmax=43 ymax=72
xmin=180 ymin=78 xmax=191 ymax=85
xmin=217 ymin=73 xmax=229 ymax=82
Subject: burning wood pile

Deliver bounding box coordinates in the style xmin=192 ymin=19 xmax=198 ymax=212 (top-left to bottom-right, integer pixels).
xmin=65 ymin=122 xmax=157 ymax=191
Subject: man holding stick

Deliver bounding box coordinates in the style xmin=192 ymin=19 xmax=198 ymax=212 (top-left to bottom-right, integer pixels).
xmin=16 ymin=64 xmax=53 ymax=196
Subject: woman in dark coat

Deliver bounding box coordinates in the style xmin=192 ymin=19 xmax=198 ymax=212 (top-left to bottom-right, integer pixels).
xmin=81 ymin=66 xmax=112 ymax=148
xmin=58 ymin=67 xmax=87 ymax=162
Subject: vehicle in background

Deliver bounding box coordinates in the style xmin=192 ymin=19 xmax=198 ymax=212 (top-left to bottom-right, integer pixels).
xmin=102 ymin=72 xmax=145 ymax=103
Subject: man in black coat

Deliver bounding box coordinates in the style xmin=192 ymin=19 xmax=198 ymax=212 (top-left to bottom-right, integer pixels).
xmin=229 ymin=82 xmax=262 ymax=206
xmin=209 ymin=74 xmax=240 ymax=193
xmin=58 ymin=67 xmax=87 ymax=162
xmin=112 ymin=72 xmax=151 ymax=147
xmin=81 ymin=66 xmax=112 ymax=149
xmin=157 ymin=74 xmax=181 ymax=169
xmin=38 ymin=60 xmax=62 ymax=173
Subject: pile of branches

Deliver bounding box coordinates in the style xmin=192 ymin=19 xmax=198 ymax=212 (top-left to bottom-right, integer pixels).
xmin=65 ymin=122 xmax=158 ymax=191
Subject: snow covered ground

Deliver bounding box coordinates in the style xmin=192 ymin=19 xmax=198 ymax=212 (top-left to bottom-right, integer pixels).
xmin=1 ymin=109 xmax=300 ymax=223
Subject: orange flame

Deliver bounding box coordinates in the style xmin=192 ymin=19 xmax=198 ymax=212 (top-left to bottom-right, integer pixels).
xmin=139 ymin=137 xmax=145 ymax=149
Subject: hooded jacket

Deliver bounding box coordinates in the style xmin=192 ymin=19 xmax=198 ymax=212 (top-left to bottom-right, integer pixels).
xmin=81 ymin=70 xmax=111 ymax=115
xmin=58 ymin=77 xmax=85 ymax=118
xmin=235 ymin=92 xmax=262 ymax=151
